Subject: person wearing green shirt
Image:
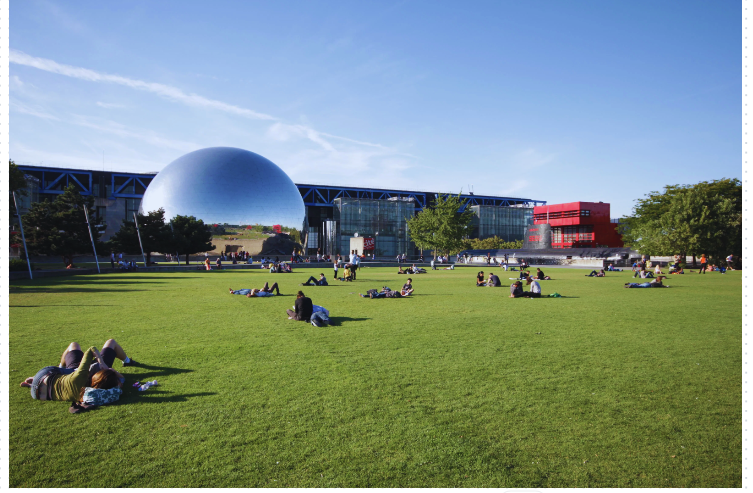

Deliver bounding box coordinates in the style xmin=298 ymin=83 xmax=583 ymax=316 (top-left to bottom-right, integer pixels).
xmin=21 ymin=339 xmax=137 ymax=402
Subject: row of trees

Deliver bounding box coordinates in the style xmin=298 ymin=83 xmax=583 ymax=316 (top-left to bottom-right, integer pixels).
xmin=12 ymin=183 xmax=214 ymax=266
xmin=619 ymin=178 xmax=741 ymax=264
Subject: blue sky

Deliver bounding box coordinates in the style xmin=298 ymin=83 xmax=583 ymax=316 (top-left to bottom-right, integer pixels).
xmin=9 ymin=0 xmax=741 ymax=217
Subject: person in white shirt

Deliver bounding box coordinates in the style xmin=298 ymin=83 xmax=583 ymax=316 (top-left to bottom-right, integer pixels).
xmin=524 ymin=276 xmax=541 ymax=298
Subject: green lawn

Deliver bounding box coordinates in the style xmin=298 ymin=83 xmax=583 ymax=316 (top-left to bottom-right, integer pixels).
xmin=9 ymin=266 xmax=741 ymax=487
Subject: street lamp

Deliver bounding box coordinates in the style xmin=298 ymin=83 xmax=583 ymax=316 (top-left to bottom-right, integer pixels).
xmin=374 ymin=231 xmax=379 ymax=260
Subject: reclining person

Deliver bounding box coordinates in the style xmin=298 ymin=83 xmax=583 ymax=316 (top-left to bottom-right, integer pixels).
xmin=301 ymin=273 xmax=328 ymax=286
xmin=586 ymin=269 xmax=606 ymax=277
xmin=624 ymin=276 xmax=669 ymax=288
xmin=360 ymin=286 xmax=412 ymax=298
xmin=20 ymin=339 xmax=136 ymax=404
xmin=229 ymin=282 xmax=281 ymax=297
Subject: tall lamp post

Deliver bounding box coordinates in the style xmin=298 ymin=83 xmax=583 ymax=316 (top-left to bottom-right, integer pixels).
xmin=374 ymin=231 xmax=379 ymax=260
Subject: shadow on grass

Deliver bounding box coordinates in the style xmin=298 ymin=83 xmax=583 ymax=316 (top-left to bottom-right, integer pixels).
xmin=10 ymin=304 xmax=121 ymax=308
xmin=125 ymin=390 xmax=217 ymax=404
xmin=328 ymin=316 xmax=370 ymax=326
xmin=127 ymin=363 xmax=194 ymax=379
xmin=8 ymin=288 xmax=149 ymax=294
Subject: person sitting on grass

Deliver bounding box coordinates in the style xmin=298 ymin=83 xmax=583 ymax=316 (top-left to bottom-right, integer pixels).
xmin=287 ymin=291 xmax=313 ymax=321
xmin=402 ymin=278 xmax=414 ymax=295
xmin=487 ymin=272 xmax=501 ymax=287
xmin=301 ymin=273 xmax=328 ymax=286
xmin=624 ymin=276 xmax=669 ymax=288
xmin=229 ymin=282 xmax=281 ymax=297
xmin=519 ymin=270 xmax=531 ymax=280
xmin=654 ymin=264 xmax=663 ymax=276
xmin=476 ymin=271 xmax=486 ymax=287
xmin=20 ymin=339 xmax=136 ymax=404
xmin=523 ymin=276 xmax=542 ymax=298
xmin=509 ymin=281 xmax=524 ymax=298
xmin=339 ymin=266 xmax=353 ymax=281
xmin=359 ymin=286 xmax=412 ymax=298
xmin=670 ymin=266 xmax=685 ymax=274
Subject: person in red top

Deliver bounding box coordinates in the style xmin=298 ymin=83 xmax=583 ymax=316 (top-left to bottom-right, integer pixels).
xmin=699 ymin=254 xmax=708 ymax=274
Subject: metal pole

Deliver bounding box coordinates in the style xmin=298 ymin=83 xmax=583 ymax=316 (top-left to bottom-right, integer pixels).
xmin=133 ymin=213 xmax=148 ymax=267
xmin=12 ymin=192 xmax=33 ymax=280
xmin=83 ymin=206 xmax=101 ymax=274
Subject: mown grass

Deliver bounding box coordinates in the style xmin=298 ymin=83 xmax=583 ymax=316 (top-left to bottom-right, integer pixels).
xmin=9 ymin=266 xmax=741 ymax=487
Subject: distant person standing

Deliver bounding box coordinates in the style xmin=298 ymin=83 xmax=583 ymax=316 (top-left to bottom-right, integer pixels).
xmin=110 ymin=252 xmax=115 ymax=269
xmin=486 ymin=253 xmax=491 ymax=265
xmin=726 ymin=254 xmax=735 ymax=271
xmin=431 ymin=258 xmax=436 ymax=270
xmin=333 ymin=260 xmax=339 ymax=279
xmin=699 ymin=254 xmax=708 ymax=274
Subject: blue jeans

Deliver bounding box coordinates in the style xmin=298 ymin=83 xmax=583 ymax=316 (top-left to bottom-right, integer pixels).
xmin=233 ymin=289 xmax=251 ymax=295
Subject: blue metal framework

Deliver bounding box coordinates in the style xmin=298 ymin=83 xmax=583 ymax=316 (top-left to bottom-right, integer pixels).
xmin=111 ymin=173 xmax=154 ymax=198
xmin=296 ymin=184 xmax=430 ymax=210
xmin=436 ymin=193 xmax=546 ymax=212
xmin=18 ymin=166 xmax=93 ymax=195
xmin=16 ymin=165 xmax=546 ymax=209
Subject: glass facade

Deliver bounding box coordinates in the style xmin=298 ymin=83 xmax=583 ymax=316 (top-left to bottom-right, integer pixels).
xmin=470 ymin=205 xmax=533 ymax=242
xmin=333 ymin=198 xmax=414 ymax=257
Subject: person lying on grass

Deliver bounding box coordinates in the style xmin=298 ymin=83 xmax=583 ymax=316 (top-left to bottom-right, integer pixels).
xmin=229 ymin=282 xmax=281 ymax=297
xmin=359 ymin=286 xmax=412 ymax=298
xmin=300 ymin=273 xmax=328 ymax=286
xmin=586 ymin=269 xmax=606 ymax=277
xmin=20 ymin=339 xmax=136 ymax=403
xmin=624 ymin=276 xmax=669 ymax=288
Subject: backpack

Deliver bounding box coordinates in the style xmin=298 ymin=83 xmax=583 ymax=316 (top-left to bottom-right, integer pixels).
xmin=310 ymin=311 xmax=330 ymax=327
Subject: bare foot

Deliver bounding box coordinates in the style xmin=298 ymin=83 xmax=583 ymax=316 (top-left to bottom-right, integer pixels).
xmin=20 ymin=377 xmax=33 ymax=388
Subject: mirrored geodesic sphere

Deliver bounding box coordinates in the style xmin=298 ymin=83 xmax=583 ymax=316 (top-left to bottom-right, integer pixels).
xmin=140 ymin=147 xmax=306 ymax=234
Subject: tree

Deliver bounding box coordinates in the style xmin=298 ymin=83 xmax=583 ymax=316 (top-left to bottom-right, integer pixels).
xmin=407 ymin=194 xmax=474 ymax=258
xmin=10 ymin=160 xmax=28 ymax=251
xmin=22 ymin=184 xmax=101 ymax=266
xmin=107 ymin=208 xmax=173 ymax=265
xmin=462 ymin=237 xmax=524 ymax=251
xmin=620 ymin=178 xmax=742 ymax=265
xmin=170 ymin=215 xmax=214 ymax=265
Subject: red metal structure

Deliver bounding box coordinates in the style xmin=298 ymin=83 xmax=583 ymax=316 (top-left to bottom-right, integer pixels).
xmin=533 ymin=202 xmax=623 ymax=248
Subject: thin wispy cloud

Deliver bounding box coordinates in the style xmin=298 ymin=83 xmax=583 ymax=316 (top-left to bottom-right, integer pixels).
xmin=11 ymin=100 xmax=60 ymax=121
xmin=96 ymin=101 xmax=126 ymax=109
xmin=10 ymin=49 xmax=408 ymax=166
xmin=10 ymin=50 xmax=277 ymax=121
xmin=513 ymin=148 xmax=557 ymax=168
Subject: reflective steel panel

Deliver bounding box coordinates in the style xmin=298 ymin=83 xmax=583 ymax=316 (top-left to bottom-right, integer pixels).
xmin=140 ymin=147 xmax=306 ymax=234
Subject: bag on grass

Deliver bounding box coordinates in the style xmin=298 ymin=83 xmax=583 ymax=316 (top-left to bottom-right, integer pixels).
xmin=81 ymin=386 xmax=122 ymax=406
xmin=548 ymin=292 xmax=562 ymax=298
xmin=312 ymin=305 xmax=330 ymax=317
xmin=311 ymin=311 xmax=330 ymax=327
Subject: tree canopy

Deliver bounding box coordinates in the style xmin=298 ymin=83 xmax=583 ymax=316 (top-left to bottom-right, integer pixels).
xmin=461 ymin=237 xmax=524 ymax=251
xmin=620 ymin=178 xmax=741 ymax=264
xmin=21 ymin=184 xmax=101 ymax=266
xmin=407 ymin=194 xmax=474 ymax=258
xmin=107 ymin=208 xmax=173 ymax=265
xmin=170 ymin=215 xmax=215 ymax=265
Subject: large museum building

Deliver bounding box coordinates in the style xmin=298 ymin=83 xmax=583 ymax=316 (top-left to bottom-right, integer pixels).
xmin=16 ymin=163 xmax=549 ymax=257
